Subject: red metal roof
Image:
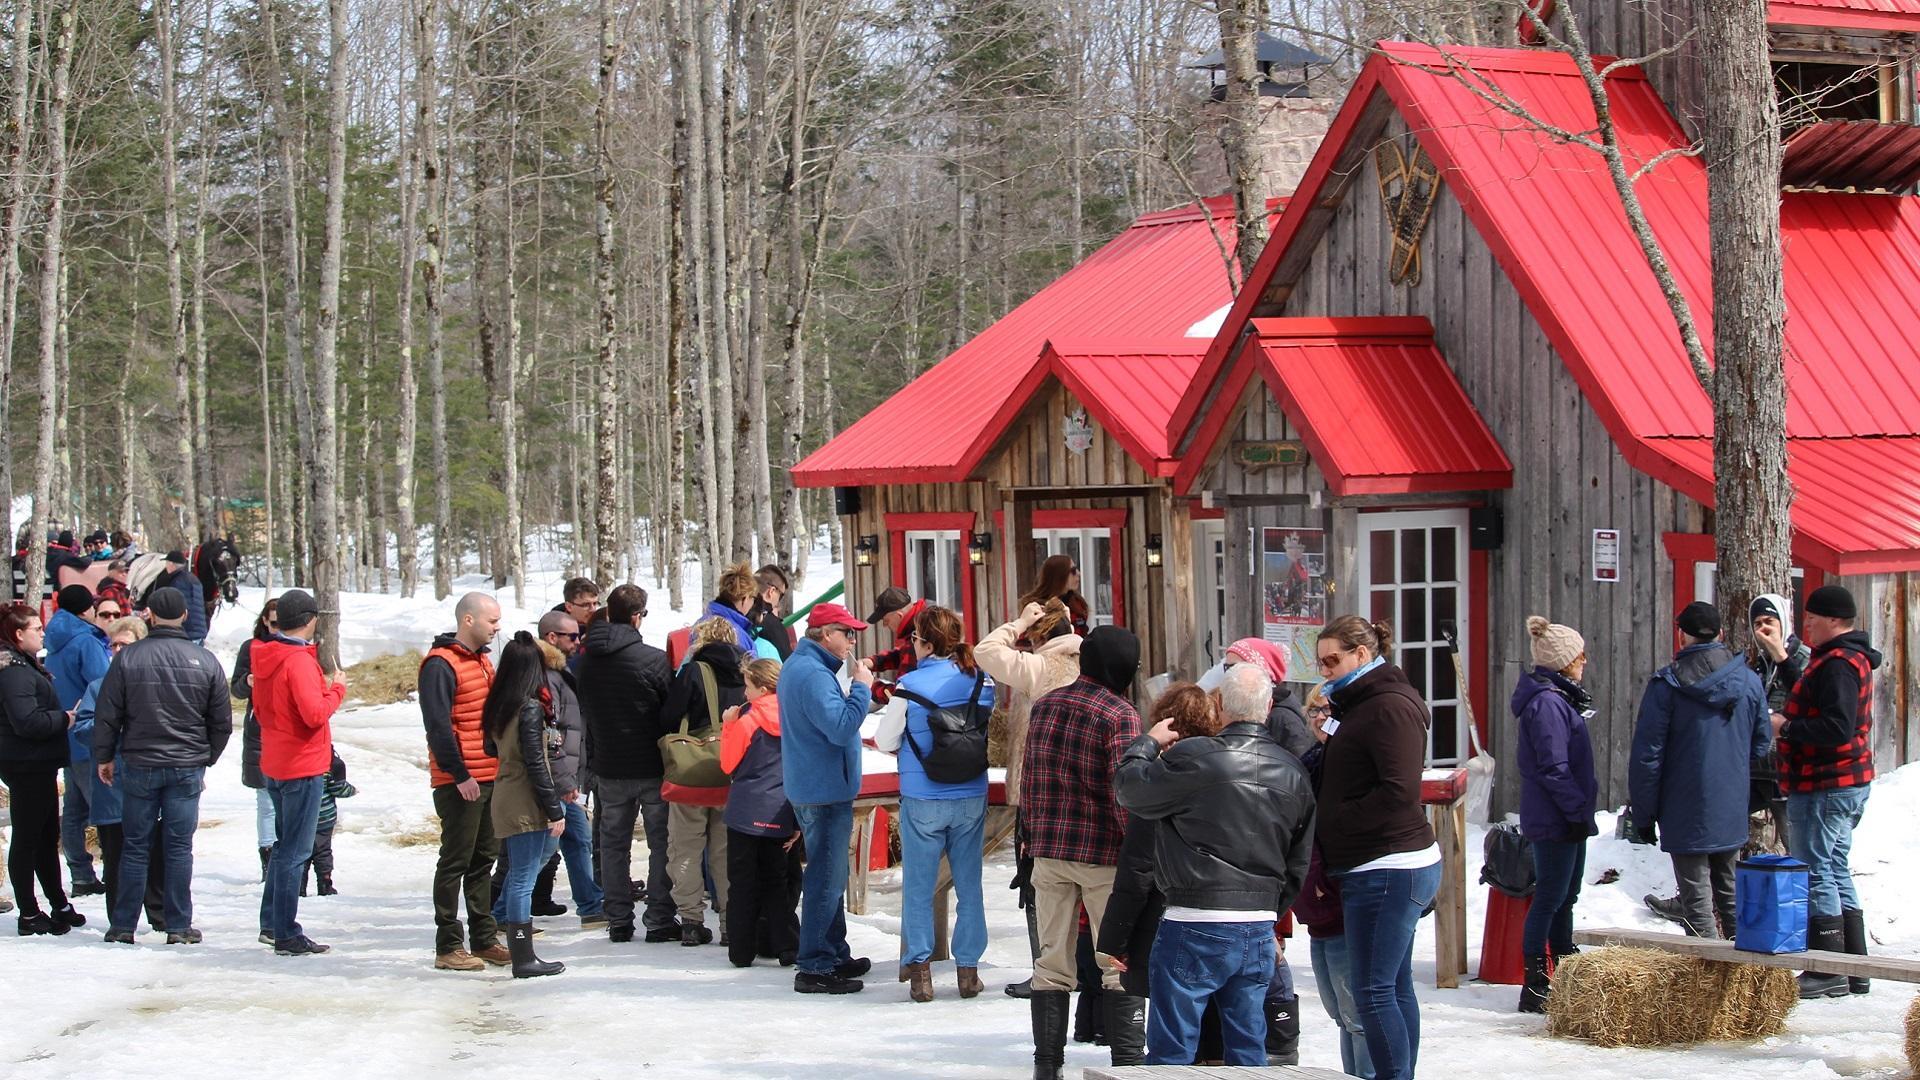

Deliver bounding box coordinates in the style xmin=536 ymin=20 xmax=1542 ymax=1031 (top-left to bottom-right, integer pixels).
xmin=1783 ymin=120 xmax=1920 ymax=191
xmin=1768 ymin=0 xmax=1920 ymax=31
xmin=1239 ymin=318 xmax=1510 ymax=495
xmin=1045 ymin=340 xmax=1208 ymax=473
xmin=1181 ymin=43 xmax=1920 ymax=569
xmin=791 ymin=196 xmax=1276 ymax=488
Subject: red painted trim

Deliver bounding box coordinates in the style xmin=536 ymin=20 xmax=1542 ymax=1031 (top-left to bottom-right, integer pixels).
xmin=885 ymin=512 xmax=976 ymax=532
xmin=1191 ymin=504 xmax=1225 ymax=521
xmin=1172 ymin=351 xmax=1260 ymax=495
xmin=1249 ymin=316 xmax=1434 ymax=341
xmin=885 ymin=511 xmax=980 ymax=638
xmin=792 ymin=464 xmax=969 ymax=488
xmin=1470 ymin=546 xmax=1491 ymax=753
xmin=990 ymin=508 xmax=1129 ymax=628
xmin=1767 ymin=2 xmax=1920 ymax=31
xmin=889 ymin=532 xmax=907 ymax=590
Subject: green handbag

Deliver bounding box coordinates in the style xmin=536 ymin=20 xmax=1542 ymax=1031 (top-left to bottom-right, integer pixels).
xmin=658 ymin=662 xmax=730 ymax=788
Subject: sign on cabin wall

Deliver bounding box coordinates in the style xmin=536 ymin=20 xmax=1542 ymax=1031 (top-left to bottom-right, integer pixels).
xmin=1593 ymin=528 xmax=1621 ymax=582
xmin=1236 ymin=440 xmax=1309 ymax=472
xmin=1263 ymin=527 xmax=1328 ymax=678
xmin=1064 ymin=409 xmax=1094 ymax=455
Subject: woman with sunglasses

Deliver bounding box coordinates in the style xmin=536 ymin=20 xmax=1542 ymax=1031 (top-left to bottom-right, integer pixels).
xmin=1019 ymin=555 xmax=1091 ymax=638
xmin=0 ymin=602 xmax=86 ymax=935
xmin=1311 ymin=616 xmax=1436 ymax=1080
xmin=230 ymin=599 xmax=282 ymax=880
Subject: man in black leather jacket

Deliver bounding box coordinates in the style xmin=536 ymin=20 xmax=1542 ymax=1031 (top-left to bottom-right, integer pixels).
xmin=1115 ymin=663 xmax=1315 ymax=1066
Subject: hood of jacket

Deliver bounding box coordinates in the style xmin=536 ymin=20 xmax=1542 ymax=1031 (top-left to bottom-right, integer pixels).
xmin=747 ymin=694 xmax=782 ymax=736
xmin=1819 ymin=630 xmax=1884 ymax=670
xmin=251 ymin=633 xmax=319 ymax=685
xmin=1332 ymin=661 xmax=1428 ymax=722
xmin=583 ymin=619 xmax=645 ymax=659
xmin=45 ymin=608 xmax=103 ymax=656
xmin=1079 ymin=625 xmax=1140 ymax=695
xmin=537 ymin=638 xmax=578 ymax=680
xmin=1658 ymin=643 xmax=1753 ymax=711
xmin=689 ymin=641 xmax=747 ymax=683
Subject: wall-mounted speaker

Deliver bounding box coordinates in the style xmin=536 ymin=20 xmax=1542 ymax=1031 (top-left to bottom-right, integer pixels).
xmin=834 ymin=486 xmax=861 ymax=517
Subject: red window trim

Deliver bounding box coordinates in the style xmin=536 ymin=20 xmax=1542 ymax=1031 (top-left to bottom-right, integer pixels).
xmin=992 ymin=508 xmax=1130 ymax=627
xmin=886 ymin=511 xmax=978 ymax=639
xmin=1662 ymin=532 xmax=1824 ymax=652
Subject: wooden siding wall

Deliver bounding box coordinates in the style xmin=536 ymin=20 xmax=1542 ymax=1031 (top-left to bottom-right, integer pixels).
xmin=1251 ymin=115 xmax=1708 ymax=811
xmin=1571 ymin=0 xmax=1706 ymax=138
xmin=1840 ymin=571 xmax=1920 ymax=773
xmin=986 ymin=381 xmax=1158 ymax=492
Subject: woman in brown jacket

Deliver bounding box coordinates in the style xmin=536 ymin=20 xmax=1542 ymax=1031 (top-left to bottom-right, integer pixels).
xmin=483 ymin=632 xmax=567 ymax=978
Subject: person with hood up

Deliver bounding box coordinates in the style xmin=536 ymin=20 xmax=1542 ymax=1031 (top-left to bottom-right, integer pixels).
xmin=575 ymin=583 xmax=676 ymax=944
xmin=1630 ymin=602 xmax=1770 ymax=944
xmin=250 ymin=588 xmax=347 ymax=956
xmin=536 ymin=611 xmax=603 ymax=926
xmin=1773 ymin=584 xmax=1882 ymax=999
xmin=1511 ymin=616 xmax=1599 ymax=1014
xmin=659 ymin=615 xmax=746 ymax=946
xmin=1020 ymin=625 xmax=1142 ymax=1080
xmin=45 ymin=585 xmax=109 ymax=896
xmin=975 ymin=596 xmax=1083 ymax=998
xmin=1749 ymin=591 xmax=1809 ymax=834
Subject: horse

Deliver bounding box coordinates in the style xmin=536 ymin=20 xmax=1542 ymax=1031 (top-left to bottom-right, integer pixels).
xmin=193 ymin=535 xmax=242 ymax=622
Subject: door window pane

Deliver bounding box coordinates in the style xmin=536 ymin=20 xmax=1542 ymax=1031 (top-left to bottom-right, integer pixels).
xmin=1401 ymin=591 xmax=1427 ymax=647
xmin=1403 ymin=645 xmax=1428 ymax=696
xmin=1370 ymin=588 xmax=1393 ymax=623
xmin=913 ymin=538 xmax=940 ymax=606
xmin=1371 ymin=530 xmax=1396 ymax=585
xmin=1091 ymin=535 xmax=1114 ymax=621
xmin=1431 ymin=705 xmax=1460 ymax=766
xmin=1400 ymin=528 xmax=1427 ymax=582
xmin=1432 ymin=527 xmax=1458 ymax=583
xmin=1432 ymin=587 xmax=1457 ymax=643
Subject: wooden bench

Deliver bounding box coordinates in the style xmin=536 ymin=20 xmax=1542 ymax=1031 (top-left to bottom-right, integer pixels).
xmin=1083 ymin=1066 xmax=1353 ymax=1079
xmin=1573 ymin=926 xmax=1920 ymax=983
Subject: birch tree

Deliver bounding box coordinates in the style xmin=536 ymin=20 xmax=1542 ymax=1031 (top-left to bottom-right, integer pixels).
xmin=309 ymin=0 xmax=349 ymax=671
xmin=28 ymin=0 xmax=77 ymax=603
xmin=592 ymin=0 xmax=621 ymax=586
xmin=394 ymin=0 xmax=422 ymax=597
xmin=157 ymin=0 xmax=200 ymax=545
xmin=0 ymin=0 xmax=34 ymax=516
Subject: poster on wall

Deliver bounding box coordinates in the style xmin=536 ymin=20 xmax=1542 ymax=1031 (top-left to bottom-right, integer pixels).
xmin=1262 ymin=527 xmax=1328 ymax=681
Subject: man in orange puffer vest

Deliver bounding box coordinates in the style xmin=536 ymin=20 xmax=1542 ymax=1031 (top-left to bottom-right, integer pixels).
xmin=421 ymin=592 xmax=504 ymax=971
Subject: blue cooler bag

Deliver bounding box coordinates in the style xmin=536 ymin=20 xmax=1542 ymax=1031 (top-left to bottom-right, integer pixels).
xmin=1735 ymin=855 xmax=1809 ymax=953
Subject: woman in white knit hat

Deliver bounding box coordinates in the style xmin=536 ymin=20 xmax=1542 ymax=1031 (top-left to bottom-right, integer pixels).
xmin=1511 ymin=615 xmax=1599 ymax=1014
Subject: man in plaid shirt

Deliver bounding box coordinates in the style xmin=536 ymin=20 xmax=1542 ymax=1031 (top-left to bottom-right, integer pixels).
xmin=1020 ymin=625 xmax=1141 ymax=1080
xmin=1770 ymin=584 xmax=1882 ymax=999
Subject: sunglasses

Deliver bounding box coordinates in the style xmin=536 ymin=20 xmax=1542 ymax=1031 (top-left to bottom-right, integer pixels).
xmin=95 ymin=609 xmax=122 ymax=619
xmin=561 ymin=632 xmax=582 ymax=641
xmin=1315 ymin=647 xmax=1355 ymax=671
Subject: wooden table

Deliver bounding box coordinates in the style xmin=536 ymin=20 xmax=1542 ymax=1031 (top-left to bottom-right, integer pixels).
xmin=1083 ymin=1066 xmax=1354 ymax=1079
xmin=1573 ymin=926 xmax=1920 ymax=982
xmin=1422 ymin=767 xmax=1469 ymax=989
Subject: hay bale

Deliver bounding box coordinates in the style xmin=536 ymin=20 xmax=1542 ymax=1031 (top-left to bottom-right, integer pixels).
xmin=1904 ymin=995 xmax=1920 ymax=1077
xmin=341 ymin=650 xmax=425 ymax=706
xmin=1546 ymin=946 xmax=1797 ymax=1048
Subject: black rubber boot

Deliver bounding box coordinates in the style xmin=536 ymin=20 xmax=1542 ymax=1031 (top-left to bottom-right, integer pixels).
xmin=531 ymin=855 xmax=565 ymax=916
xmin=1842 ymin=908 xmax=1870 ymax=995
xmin=259 ymin=846 xmax=272 ymax=883
xmin=1030 ymin=990 xmax=1070 ymax=1080
xmin=1518 ymin=955 xmax=1551 ymax=1014
xmin=1073 ymin=986 xmax=1106 ymax=1044
xmin=1264 ymin=992 xmax=1301 ymax=1065
xmin=1798 ymin=914 xmax=1849 ymax=999
xmin=1103 ymin=991 xmax=1147 ymax=1066
xmin=508 ymin=921 xmax=564 ymax=978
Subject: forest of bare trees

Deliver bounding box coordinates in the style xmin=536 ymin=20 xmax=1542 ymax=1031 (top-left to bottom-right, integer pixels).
xmin=0 ymin=0 xmax=1293 ymax=617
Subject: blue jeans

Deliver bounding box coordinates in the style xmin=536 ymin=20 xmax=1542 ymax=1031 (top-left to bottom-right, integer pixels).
xmin=255 ymin=788 xmax=278 ymax=848
xmin=560 ymin=800 xmax=603 ymax=916
xmin=260 ymin=775 xmax=323 ymax=942
xmin=1145 ymin=919 xmax=1276 ymax=1065
xmin=499 ymin=829 xmax=562 ymax=925
xmin=899 ymin=795 xmax=987 ymax=966
xmin=1786 ymin=786 xmax=1871 ymax=918
xmin=1340 ymin=861 xmax=1441 ymax=1080
xmin=62 ymin=761 xmax=98 ymax=883
xmin=1522 ymin=837 xmax=1586 ymax=956
xmin=111 ymin=764 xmax=205 ymax=934
xmin=792 ymin=801 xmax=855 ymax=975
xmin=1311 ymin=934 xmax=1375 ymax=1079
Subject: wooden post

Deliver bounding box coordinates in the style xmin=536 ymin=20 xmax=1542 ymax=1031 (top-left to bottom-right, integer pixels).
xmin=1004 ymin=490 xmax=1035 ymax=605
xmin=1429 ymin=796 xmax=1469 ymax=988
xmin=1162 ymin=489 xmax=1197 ymax=681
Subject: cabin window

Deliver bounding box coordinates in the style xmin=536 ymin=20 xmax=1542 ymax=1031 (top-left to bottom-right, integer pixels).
xmin=903 ymin=530 xmax=963 ymax=612
xmin=1773 ymin=59 xmax=1904 ymax=127
xmin=1030 ymin=527 xmax=1116 ymax=628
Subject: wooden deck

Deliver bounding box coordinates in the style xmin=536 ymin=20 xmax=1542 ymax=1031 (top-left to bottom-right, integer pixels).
xmin=1090 ymin=1060 xmax=1359 ymax=1068
xmin=1572 ymin=927 xmax=1920 ymax=982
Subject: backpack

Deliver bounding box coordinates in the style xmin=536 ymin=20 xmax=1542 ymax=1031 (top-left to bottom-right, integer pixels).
xmin=1479 ymin=822 xmax=1536 ymax=898
xmin=658 ymin=662 xmax=730 ymax=789
xmin=892 ymin=671 xmax=991 ymax=785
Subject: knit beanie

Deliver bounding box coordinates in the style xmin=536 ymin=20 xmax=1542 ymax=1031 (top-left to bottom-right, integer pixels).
xmin=1805 ymin=584 xmax=1857 ymax=621
xmin=1676 ymin=601 xmax=1722 ymax=640
xmin=1526 ymin=615 xmax=1585 ymax=672
xmin=56 ymin=584 xmax=94 ymax=616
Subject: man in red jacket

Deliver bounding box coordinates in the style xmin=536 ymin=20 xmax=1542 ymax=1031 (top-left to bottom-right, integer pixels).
xmin=252 ymin=589 xmax=347 ymax=957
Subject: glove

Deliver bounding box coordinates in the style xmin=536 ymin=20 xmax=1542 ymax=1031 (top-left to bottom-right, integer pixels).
xmin=1633 ymin=823 xmax=1657 ymax=845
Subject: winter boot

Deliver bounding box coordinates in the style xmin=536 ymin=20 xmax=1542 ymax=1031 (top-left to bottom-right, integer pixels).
xmin=1797 ymin=914 xmax=1850 ymax=999
xmin=906 ymin=960 xmax=933 ymax=1003
xmin=1518 ymin=955 xmax=1552 ymax=1014
xmin=1073 ymin=986 xmax=1106 ymax=1044
xmin=956 ymin=966 xmax=984 ymax=999
xmin=1264 ymin=993 xmax=1301 ymax=1066
xmin=259 ymin=846 xmax=272 ymax=883
xmin=1102 ymin=992 xmax=1147 ymax=1067
xmin=1842 ymin=908 xmax=1871 ymax=995
xmin=1644 ymin=892 xmax=1688 ymax=928
xmin=507 ymin=922 xmax=564 ymax=978
xmin=316 ymin=874 xmax=337 ymax=897
xmin=531 ymin=855 xmax=565 ymax=916
xmin=1030 ymin=990 xmax=1070 ymax=1080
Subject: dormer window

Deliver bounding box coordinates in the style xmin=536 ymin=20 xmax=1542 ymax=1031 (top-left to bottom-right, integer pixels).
xmin=1773 ymin=58 xmax=1910 ymax=127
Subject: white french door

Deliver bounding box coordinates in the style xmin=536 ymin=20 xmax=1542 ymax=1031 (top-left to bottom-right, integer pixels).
xmin=1357 ymin=510 xmax=1471 ymax=765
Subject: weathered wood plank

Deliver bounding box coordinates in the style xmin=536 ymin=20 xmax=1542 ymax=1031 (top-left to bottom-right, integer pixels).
xmin=1572 ymin=927 xmax=1920 ymax=981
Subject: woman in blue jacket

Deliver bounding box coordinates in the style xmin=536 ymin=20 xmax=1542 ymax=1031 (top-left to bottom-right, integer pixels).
xmin=1511 ymin=615 xmax=1598 ymax=1014
xmin=875 ymin=605 xmax=995 ymax=1003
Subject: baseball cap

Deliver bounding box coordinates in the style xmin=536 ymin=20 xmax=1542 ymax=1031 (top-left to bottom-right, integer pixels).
xmin=806 ymin=602 xmax=868 ymax=632
xmin=866 ymin=586 xmax=911 ymax=626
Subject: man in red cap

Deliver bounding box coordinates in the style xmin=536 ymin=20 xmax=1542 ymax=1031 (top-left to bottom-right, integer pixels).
xmin=776 ymin=601 xmax=877 ymax=994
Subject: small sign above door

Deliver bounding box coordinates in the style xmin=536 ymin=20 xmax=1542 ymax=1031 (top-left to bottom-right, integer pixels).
xmin=1064 ymin=409 xmax=1094 ymax=455
xmin=1592 ymin=528 xmax=1621 ymax=582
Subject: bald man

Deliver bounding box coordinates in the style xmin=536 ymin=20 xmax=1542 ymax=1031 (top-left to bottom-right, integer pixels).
xmin=421 ymin=592 xmax=507 ymax=971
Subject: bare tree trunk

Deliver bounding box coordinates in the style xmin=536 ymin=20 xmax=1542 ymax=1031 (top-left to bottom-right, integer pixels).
xmin=665 ymin=130 xmax=689 ymax=613
xmin=593 ymin=0 xmax=622 ymax=587
xmin=28 ymin=0 xmax=76 ymax=604
xmin=258 ymin=220 xmax=275 ymax=595
xmin=190 ymin=0 xmax=217 ymax=529
xmin=1214 ymin=0 xmax=1270 ymax=283
xmin=157 ymin=0 xmax=199 ymax=547
xmin=258 ymin=0 xmax=314 ymax=538
xmin=417 ymin=0 xmax=453 ymax=600
xmin=355 ymin=271 xmax=375 ymax=593
xmin=308 ymin=0 xmax=349 ymax=672
xmin=500 ymin=96 xmax=526 ymax=608
xmin=672 ymin=0 xmax=719 ymax=594
xmin=394 ymin=0 xmax=423 ymax=598
xmin=53 ymin=263 xmax=70 ymax=528
xmin=1703 ymin=0 xmax=1790 ymax=644
xmin=0 ymin=0 xmax=35 ymax=519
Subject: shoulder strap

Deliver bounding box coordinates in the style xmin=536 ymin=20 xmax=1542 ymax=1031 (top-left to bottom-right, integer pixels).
xmin=696 ymin=662 xmax=721 ymax=734
xmin=891 ymin=685 xmax=936 ymax=763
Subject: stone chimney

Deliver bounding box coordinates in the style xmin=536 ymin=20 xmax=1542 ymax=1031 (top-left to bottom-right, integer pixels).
xmin=1185 ymin=32 xmax=1337 ymax=198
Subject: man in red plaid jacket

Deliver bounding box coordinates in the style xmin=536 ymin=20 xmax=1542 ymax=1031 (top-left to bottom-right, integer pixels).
xmin=1770 ymin=584 xmax=1881 ymax=1000
xmin=1019 ymin=625 xmax=1141 ymax=1080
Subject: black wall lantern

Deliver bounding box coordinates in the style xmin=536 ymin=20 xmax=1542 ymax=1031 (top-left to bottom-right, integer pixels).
xmin=968 ymin=531 xmax=993 ymax=565
xmin=1145 ymin=533 xmax=1164 ymax=568
xmin=855 ymin=534 xmax=879 ymax=567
